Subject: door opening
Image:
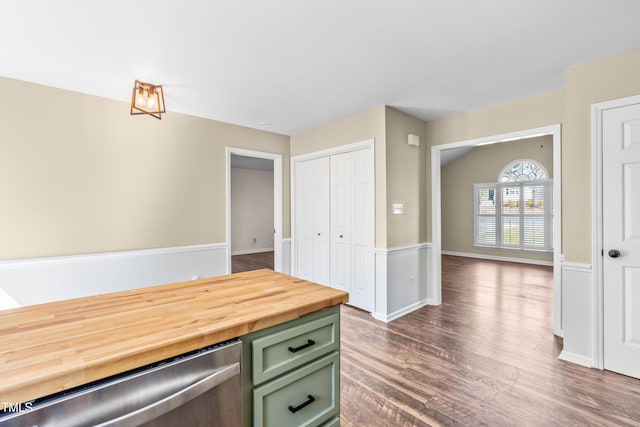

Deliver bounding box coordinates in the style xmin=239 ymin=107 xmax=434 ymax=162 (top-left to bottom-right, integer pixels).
xmin=226 ymin=148 xmax=282 ymax=274
xmin=431 ymin=125 xmax=563 ymax=336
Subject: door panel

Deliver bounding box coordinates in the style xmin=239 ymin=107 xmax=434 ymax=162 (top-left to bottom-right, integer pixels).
xmin=603 ymin=103 xmax=640 ymax=379
xmin=331 ymin=153 xmax=351 ymax=293
xmin=295 ymin=157 xmax=330 ymax=284
xmin=347 ymin=149 xmax=374 ymax=311
xmin=624 ymin=267 xmax=640 ymax=345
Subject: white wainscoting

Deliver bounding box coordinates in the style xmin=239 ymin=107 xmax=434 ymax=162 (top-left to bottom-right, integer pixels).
xmin=442 ymin=250 xmax=554 ymax=266
xmin=559 ymin=262 xmax=594 ymax=368
xmin=0 ymin=243 xmax=228 ymax=307
xmin=281 ymin=238 xmax=291 ymax=275
xmin=373 ymin=243 xmax=431 ymax=322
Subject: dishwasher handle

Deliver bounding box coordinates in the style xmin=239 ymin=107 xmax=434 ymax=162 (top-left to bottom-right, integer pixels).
xmin=95 ymin=362 xmax=240 ymax=427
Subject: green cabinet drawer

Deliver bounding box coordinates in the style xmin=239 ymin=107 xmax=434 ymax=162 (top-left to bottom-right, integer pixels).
xmin=252 ymin=312 xmax=339 ymax=384
xmin=320 ymin=417 xmax=340 ymax=426
xmin=253 ymin=352 xmax=339 ymax=427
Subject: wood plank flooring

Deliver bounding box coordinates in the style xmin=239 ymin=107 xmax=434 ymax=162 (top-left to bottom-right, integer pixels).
xmin=231 ymin=250 xmax=274 ymax=273
xmin=340 ymin=255 xmax=640 ymax=426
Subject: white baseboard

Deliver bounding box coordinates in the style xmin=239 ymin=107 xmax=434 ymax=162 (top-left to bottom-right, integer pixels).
xmin=372 ymin=299 xmax=428 ymax=323
xmin=559 ymin=350 xmax=594 ymax=368
xmin=0 ymin=243 xmax=228 ymax=307
xmin=231 ymin=247 xmax=274 ymax=256
xmin=442 ymin=250 xmax=553 ymax=266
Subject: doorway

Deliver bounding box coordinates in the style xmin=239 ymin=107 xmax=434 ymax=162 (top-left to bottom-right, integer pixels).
xmin=431 ymin=125 xmax=563 ymax=336
xmin=226 ymin=148 xmax=282 ymax=274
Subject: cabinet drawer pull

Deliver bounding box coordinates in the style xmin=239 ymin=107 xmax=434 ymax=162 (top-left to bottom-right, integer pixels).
xmin=288 ymin=394 xmax=315 ymax=414
xmin=288 ymin=339 xmax=315 ymax=353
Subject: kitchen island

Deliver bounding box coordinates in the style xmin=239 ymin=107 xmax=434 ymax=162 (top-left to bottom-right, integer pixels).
xmin=0 ymin=269 xmax=348 ymax=405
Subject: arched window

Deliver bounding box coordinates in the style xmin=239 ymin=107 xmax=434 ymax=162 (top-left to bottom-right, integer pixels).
xmin=499 ymin=159 xmax=548 ymax=182
xmin=474 ymin=159 xmax=553 ymax=252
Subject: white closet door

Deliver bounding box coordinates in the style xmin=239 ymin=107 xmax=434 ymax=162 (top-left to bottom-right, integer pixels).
xmin=348 ymin=149 xmax=374 ymax=311
xmin=296 ymin=157 xmax=330 ymax=284
xmin=331 ymin=153 xmax=352 ymax=292
xmin=330 ymin=149 xmax=374 ymax=311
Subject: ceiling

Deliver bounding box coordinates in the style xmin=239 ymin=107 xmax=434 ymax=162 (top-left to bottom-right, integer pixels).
xmin=1 ymin=1 xmax=640 ymax=136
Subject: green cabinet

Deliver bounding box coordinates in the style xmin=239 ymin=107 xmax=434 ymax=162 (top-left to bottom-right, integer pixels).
xmin=242 ymin=306 xmax=340 ymax=426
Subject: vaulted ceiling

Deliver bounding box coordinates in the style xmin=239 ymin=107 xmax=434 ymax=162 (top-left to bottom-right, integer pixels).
xmin=2 ymin=1 xmax=640 ymax=135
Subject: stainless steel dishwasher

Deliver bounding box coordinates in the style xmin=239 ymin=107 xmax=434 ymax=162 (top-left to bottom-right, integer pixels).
xmin=0 ymin=339 xmax=242 ymax=427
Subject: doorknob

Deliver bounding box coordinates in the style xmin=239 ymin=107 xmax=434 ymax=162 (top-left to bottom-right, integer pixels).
xmin=608 ymin=249 xmax=621 ymax=258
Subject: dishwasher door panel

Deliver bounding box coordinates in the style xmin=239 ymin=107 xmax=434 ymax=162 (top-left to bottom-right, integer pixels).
xmin=0 ymin=340 xmax=242 ymax=427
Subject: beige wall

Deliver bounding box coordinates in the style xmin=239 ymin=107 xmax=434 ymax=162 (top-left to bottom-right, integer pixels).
xmin=0 ymin=77 xmax=290 ymax=260
xmin=291 ymin=106 xmax=388 ymax=247
xmin=385 ymin=107 xmax=428 ymax=247
xmin=290 ymin=105 xmax=429 ymax=249
xmin=563 ymin=48 xmax=640 ymax=263
xmin=441 ymin=135 xmax=553 ymax=262
xmin=426 ymin=89 xmax=565 ymax=244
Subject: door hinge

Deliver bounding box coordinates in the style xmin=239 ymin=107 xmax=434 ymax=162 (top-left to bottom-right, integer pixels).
xmin=602 ymin=249 xmax=604 ymax=257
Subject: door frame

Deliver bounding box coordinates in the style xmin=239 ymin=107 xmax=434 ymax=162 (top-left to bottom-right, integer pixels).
xmin=226 ymin=147 xmax=283 ymax=274
xmin=431 ymin=124 xmax=563 ymax=336
xmin=591 ymin=94 xmax=640 ymax=369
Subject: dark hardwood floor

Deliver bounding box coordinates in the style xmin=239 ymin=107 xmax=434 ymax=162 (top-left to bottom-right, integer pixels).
xmin=231 ymin=250 xmax=274 ymax=273
xmin=340 ymin=255 xmax=640 ymax=426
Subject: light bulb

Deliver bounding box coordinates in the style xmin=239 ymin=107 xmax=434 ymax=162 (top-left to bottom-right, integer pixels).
xmin=147 ymin=93 xmax=156 ymax=108
xmin=136 ymin=89 xmax=145 ymax=107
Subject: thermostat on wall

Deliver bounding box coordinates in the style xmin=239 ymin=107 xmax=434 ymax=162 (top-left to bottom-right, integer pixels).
xmin=392 ymin=203 xmax=404 ymax=215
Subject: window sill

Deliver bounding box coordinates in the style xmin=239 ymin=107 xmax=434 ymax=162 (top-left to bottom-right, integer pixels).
xmin=473 ymin=245 xmax=553 ymax=255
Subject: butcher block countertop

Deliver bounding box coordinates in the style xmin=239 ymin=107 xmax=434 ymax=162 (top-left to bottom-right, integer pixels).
xmin=0 ymin=269 xmax=348 ymax=404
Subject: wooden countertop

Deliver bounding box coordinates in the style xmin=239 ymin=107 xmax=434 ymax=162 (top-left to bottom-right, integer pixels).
xmin=0 ymin=269 xmax=348 ymax=404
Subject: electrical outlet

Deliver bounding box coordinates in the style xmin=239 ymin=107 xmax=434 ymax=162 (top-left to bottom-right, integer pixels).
xmin=410 ymin=275 xmax=415 ymax=287
xmin=251 ymin=237 xmax=257 ymax=244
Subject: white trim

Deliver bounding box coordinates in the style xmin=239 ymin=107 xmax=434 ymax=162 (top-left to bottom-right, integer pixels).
xmin=591 ymin=94 xmax=640 ymax=370
xmin=0 ymin=243 xmax=227 ymax=268
xmin=374 ymin=242 xmax=431 ymax=255
xmin=227 ymin=147 xmax=283 ymax=274
xmin=432 ymin=124 xmax=563 ymax=335
xmin=231 ymin=248 xmax=274 ymax=256
xmin=291 ymin=139 xmax=374 ymax=163
xmin=442 ymin=250 xmax=553 ymax=266
xmin=372 ymin=299 xmax=429 ymax=323
xmin=561 ymin=262 xmax=592 ymax=272
xmin=558 ymin=351 xmax=595 ymax=368
xmin=498 ymin=158 xmax=549 ymax=182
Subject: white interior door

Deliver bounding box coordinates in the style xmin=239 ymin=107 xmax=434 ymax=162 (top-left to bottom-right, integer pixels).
xmin=331 ymin=153 xmax=351 ymax=292
xmin=348 ymin=149 xmax=374 ymax=311
xmin=295 ymin=157 xmax=330 ymax=284
xmin=603 ymin=103 xmax=640 ymax=379
xmin=330 ymin=149 xmax=374 ymax=311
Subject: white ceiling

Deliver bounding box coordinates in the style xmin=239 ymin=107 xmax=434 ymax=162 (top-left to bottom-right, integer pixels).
xmin=1 ymin=1 xmax=640 ymax=135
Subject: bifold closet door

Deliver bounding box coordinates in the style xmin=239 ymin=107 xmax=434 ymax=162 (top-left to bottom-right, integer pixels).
xmin=295 ymin=157 xmax=330 ymax=285
xmin=331 ymin=149 xmax=374 ymax=312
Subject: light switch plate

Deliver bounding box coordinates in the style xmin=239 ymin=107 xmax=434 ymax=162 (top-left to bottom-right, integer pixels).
xmin=392 ymin=203 xmax=404 ymax=215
